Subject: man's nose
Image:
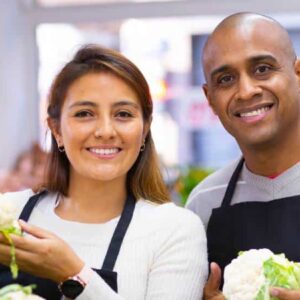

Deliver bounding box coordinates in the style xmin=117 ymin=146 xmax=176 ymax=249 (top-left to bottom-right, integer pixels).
xmin=236 ymin=74 xmax=262 ymax=101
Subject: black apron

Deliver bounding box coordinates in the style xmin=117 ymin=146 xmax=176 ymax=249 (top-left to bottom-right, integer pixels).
xmin=207 ymin=158 xmax=300 ymax=276
xmin=0 ymin=190 xmax=136 ymax=299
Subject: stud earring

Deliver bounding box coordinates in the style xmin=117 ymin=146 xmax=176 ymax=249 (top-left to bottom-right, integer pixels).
xmin=140 ymin=140 xmax=146 ymax=152
xmin=58 ymin=146 xmax=65 ymax=153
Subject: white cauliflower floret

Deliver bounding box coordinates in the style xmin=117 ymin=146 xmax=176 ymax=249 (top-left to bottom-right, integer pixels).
xmin=0 ymin=197 xmax=22 ymax=278
xmin=223 ymin=249 xmax=300 ymax=300
xmin=1 ymin=291 xmax=44 ymax=300
xmin=223 ymin=249 xmax=273 ymax=300
xmin=0 ymin=285 xmax=45 ymax=300
xmin=0 ymin=201 xmax=19 ymax=229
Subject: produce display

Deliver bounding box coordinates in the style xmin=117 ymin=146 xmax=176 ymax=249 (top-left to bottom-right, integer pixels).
xmin=223 ymin=249 xmax=300 ymax=300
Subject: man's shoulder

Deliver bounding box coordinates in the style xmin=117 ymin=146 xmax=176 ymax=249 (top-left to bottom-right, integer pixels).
xmin=189 ymin=159 xmax=240 ymax=198
xmin=185 ymin=159 xmax=240 ymax=228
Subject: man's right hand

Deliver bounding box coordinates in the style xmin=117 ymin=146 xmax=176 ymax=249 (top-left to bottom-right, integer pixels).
xmin=203 ymin=262 xmax=225 ymax=300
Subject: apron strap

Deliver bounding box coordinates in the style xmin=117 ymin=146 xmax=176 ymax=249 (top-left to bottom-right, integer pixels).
xmin=19 ymin=190 xmax=48 ymax=221
xmin=221 ymin=158 xmax=244 ymax=207
xmin=101 ymin=193 xmax=136 ymax=271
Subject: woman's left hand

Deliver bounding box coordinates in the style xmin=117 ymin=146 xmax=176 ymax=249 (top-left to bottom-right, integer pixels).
xmin=270 ymin=287 xmax=300 ymax=299
xmin=0 ymin=220 xmax=84 ymax=283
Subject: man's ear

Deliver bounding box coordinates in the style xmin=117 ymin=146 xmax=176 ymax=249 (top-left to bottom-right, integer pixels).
xmin=203 ymin=83 xmax=217 ymax=115
xmin=294 ymin=58 xmax=300 ymax=88
xmin=47 ymin=118 xmax=63 ymax=147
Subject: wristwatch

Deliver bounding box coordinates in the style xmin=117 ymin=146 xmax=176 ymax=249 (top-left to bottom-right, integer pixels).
xmin=59 ymin=265 xmax=92 ymax=299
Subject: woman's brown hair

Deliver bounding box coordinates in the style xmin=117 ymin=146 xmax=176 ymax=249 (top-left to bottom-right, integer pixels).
xmin=45 ymin=45 xmax=170 ymax=204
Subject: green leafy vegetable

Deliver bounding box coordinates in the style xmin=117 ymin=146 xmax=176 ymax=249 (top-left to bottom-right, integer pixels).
xmin=223 ymin=249 xmax=300 ymax=300
xmin=0 ymin=224 xmax=22 ymax=279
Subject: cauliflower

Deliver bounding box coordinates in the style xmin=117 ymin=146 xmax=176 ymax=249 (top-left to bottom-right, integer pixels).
xmin=0 ymin=284 xmax=45 ymax=300
xmin=0 ymin=198 xmax=22 ymax=278
xmin=223 ymin=249 xmax=300 ymax=300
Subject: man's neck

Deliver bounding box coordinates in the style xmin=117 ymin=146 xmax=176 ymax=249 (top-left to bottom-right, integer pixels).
xmin=240 ymin=138 xmax=300 ymax=177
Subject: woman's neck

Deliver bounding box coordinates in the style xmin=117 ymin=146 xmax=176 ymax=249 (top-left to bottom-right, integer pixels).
xmin=55 ymin=175 xmax=127 ymax=223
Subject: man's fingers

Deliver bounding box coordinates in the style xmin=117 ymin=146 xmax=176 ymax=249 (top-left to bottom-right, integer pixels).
xmin=270 ymin=287 xmax=300 ymax=300
xmin=203 ymin=262 xmax=225 ymax=299
xmin=206 ymin=262 xmax=222 ymax=291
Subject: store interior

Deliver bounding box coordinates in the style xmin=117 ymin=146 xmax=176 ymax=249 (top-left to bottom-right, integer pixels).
xmin=1 ymin=0 xmax=300 ymax=204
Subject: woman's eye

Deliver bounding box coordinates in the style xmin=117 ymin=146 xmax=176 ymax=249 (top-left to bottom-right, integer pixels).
xmin=116 ymin=111 xmax=133 ymax=118
xmin=74 ymin=111 xmax=93 ymax=118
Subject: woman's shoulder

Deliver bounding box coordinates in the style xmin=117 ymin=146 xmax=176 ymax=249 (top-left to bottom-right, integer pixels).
xmin=0 ymin=189 xmax=35 ymax=218
xmin=135 ymin=199 xmax=203 ymax=230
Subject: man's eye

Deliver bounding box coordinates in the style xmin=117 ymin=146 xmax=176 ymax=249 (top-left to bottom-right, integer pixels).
xmin=255 ymin=65 xmax=271 ymax=74
xmin=74 ymin=111 xmax=93 ymax=118
xmin=218 ymin=75 xmax=234 ymax=85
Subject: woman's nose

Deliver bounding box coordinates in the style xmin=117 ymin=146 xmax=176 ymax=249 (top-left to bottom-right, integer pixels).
xmin=94 ymin=118 xmax=116 ymax=139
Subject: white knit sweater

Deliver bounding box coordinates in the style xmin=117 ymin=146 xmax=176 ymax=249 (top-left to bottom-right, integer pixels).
xmin=1 ymin=190 xmax=208 ymax=300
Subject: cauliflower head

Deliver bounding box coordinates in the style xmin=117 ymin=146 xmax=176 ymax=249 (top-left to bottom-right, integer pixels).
xmin=223 ymin=249 xmax=300 ymax=300
xmin=0 ymin=284 xmax=45 ymax=300
xmin=0 ymin=198 xmax=22 ymax=278
xmin=0 ymin=201 xmax=21 ymax=232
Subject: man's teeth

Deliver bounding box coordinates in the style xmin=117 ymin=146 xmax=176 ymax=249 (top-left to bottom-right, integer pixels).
xmin=90 ymin=148 xmax=119 ymax=155
xmin=240 ymin=106 xmax=270 ymax=117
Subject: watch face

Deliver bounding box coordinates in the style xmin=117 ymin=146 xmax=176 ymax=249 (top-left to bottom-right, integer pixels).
xmin=60 ymin=279 xmax=84 ymax=299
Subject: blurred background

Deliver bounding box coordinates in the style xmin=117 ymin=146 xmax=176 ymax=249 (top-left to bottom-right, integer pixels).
xmin=1 ymin=0 xmax=300 ymax=204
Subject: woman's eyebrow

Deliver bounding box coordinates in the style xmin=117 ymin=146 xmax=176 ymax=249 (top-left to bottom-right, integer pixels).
xmin=68 ymin=100 xmax=97 ymax=109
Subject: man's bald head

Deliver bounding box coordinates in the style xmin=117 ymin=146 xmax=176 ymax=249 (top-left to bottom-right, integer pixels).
xmin=202 ymin=12 xmax=296 ymax=82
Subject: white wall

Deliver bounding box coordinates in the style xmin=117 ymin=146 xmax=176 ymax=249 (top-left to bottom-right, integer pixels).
xmin=0 ymin=0 xmax=39 ymax=169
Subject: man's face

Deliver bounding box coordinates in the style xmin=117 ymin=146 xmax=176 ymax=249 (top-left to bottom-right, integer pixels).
xmin=203 ymin=20 xmax=300 ymax=151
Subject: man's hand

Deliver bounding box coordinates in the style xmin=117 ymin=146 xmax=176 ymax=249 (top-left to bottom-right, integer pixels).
xmin=270 ymin=288 xmax=300 ymax=299
xmin=203 ymin=262 xmax=225 ymax=300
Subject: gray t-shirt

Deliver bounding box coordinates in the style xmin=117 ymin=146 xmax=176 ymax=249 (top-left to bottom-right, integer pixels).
xmin=186 ymin=158 xmax=300 ymax=229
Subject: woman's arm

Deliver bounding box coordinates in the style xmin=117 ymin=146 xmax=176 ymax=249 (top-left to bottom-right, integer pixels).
xmin=0 ymin=221 xmax=125 ymax=300
xmin=145 ymin=210 xmax=208 ymax=300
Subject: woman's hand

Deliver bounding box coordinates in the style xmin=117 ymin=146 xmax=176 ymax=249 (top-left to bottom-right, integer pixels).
xmin=270 ymin=288 xmax=300 ymax=299
xmin=203 ymin=262 xmax=225 ymax=300
xmin=0 ymin=220 xmax=84 ymax=283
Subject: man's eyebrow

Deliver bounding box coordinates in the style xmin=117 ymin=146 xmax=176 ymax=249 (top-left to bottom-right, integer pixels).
xmin=209 ymin=55 xmax=278 ymax=80
xmin=249 ymin=54 xmax=277 ymax=64
xmin=210 ymin=65 xmax=231 ymax=80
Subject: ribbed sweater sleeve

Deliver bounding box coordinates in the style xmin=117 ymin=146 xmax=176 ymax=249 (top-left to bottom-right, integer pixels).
xmin=77 ymin=209 xmax=207 ymax=300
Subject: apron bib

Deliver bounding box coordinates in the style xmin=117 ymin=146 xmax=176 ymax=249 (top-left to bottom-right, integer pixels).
xmin=207 ymin=158 xmax=300 ymax=274
xmin=0 ymin=190 xmax=136 ymax=299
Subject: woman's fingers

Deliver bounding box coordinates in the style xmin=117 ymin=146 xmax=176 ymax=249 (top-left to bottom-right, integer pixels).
xmin=19 ymin=220 xmax=54 ymax=239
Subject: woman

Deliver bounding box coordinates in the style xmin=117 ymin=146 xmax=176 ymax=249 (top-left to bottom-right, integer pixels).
xmin=0 ymin=45 xmax=207 ymax=299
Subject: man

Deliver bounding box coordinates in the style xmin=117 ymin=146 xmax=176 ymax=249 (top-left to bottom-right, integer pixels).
xmin=186 ymin=12 xmax=300 ymax=300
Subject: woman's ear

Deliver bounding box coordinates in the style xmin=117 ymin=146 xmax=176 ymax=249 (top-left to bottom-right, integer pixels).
xmin=47 ymin=118 xmax=63 ymax=147
xmin=143 ymin=116 xmax=152 ymax=140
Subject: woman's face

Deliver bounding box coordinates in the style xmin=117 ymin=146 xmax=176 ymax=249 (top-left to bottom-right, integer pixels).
xmin=52 ymin=72 xmax=149 ymax=184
